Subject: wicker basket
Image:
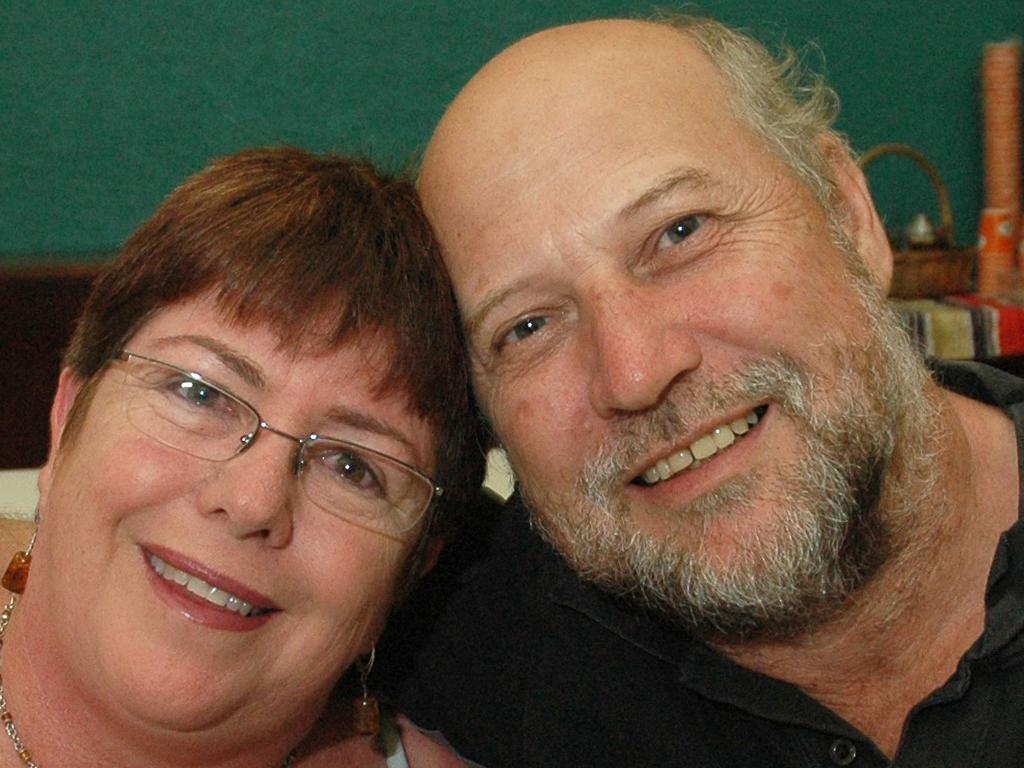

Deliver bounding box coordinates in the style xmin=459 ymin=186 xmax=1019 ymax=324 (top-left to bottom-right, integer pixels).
xmin=859 ymin=143 xmax=975 ymax=298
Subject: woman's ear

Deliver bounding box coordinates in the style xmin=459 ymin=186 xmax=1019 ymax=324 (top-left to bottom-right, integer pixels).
xmin=419 ymin=537 xmax=445 ymax=577
xmin=37 ymin=368 xmax=85 ymax=502
xmin=822 ymin=138 xmax=894 ymax=294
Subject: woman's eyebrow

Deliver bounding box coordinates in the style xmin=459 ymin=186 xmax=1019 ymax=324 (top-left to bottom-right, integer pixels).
xmin=322 ymin=405 xmax=417 ymax=455
xmin=153 ymin=334 xmax=267 ymax=390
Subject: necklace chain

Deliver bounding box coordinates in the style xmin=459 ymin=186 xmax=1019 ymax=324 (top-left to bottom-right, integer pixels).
xmin=0 ymin=592 xmax=40 ymax=768
xmin=0 ymin=573 xmax=296 ymax=767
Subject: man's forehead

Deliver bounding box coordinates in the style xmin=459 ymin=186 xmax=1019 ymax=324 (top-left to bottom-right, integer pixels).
xmin=428 ymin=24 xmax=733 ymax=185
xmin=422 ymin=20 xmax=726 ymax=183
xmin=418 ymin=19 xmax=755 ymax=300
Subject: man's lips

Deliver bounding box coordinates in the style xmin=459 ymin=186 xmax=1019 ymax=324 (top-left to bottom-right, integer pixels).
xmin=144 ymin=547 xmax=279 ymax=618
xmin=633 ymin=404 xmax=768 ymax=487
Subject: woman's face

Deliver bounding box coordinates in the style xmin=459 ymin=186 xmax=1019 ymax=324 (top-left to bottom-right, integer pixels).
xmin=32 ymin=294 xmax=436 ymax=738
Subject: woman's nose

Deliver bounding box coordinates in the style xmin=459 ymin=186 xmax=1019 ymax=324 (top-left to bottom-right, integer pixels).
xmin=196 ymin=433 xmax=296 ymax=547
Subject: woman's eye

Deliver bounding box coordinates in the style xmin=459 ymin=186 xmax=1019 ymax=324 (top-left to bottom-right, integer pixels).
xmin=175 ymin=380 xmax=225 ymax=409
xmin=656 ymin=214 xmax=705 ymax=249
xmin=322 ymin=451 xmax=385 ymax=496
xmin=501 ymin=316 xmax=548 ymax=347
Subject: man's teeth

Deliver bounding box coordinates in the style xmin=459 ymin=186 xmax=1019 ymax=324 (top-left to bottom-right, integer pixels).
xmin=148 ymin=554 xmax=263 ymax=617
xmin=641 ymin=409 xmax=760 ymax=486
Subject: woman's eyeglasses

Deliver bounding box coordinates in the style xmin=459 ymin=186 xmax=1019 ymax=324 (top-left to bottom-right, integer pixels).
xmin=113 ymin=351 xmax=442 ymax=538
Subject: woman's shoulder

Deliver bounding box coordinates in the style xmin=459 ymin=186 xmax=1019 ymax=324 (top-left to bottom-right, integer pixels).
xmin=395 ymin=714 xmax=475 ymax=767
xmin=296 ymin=708 xmax=472 ymax=768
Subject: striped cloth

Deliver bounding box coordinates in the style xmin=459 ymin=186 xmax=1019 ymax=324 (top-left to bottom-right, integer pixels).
xmin=893 ymin=295 xmax=1024 ymax=360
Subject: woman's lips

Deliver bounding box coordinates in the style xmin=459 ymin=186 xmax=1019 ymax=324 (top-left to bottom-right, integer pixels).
xmin=148 ymin=553 xmax=269 ymax=617
xmin=142 ymin=546 xmax=279 ymax=631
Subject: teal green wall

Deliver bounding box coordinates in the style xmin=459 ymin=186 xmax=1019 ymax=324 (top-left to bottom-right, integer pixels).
xmin=2 ymin=1 xmax=1021 ymax=264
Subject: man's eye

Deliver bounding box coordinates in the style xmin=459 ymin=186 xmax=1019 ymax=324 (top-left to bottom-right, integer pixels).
xmin=501 ymin=316 xmax=548 ymax=347
xmin=656 ymin=215 xmax=705 ymax=249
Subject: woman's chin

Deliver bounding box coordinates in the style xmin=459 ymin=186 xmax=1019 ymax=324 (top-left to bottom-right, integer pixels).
xmin=63 ymin=605 xmax=307 ymax=736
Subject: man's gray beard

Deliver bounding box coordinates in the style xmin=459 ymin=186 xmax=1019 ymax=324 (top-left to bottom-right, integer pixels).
xmin=522 ymin=263 xmax=942 ymax=643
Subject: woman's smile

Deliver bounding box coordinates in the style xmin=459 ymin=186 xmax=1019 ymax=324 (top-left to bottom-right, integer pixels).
xmin=143 ymin=545 xmax=279 ymax=630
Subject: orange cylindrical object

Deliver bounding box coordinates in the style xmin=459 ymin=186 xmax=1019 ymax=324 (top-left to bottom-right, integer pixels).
xmin=977 ymin=207 xmax=1017 ymax=294
xmin=982 ymin=40 xmax=1022 ymax=264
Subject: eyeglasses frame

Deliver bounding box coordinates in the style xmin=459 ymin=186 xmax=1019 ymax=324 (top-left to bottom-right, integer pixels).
xmin=113 ymin=350 xmax=443 ymax=533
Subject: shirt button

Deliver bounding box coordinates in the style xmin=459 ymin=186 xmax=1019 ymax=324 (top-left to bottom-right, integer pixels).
xmin=829 ymin=738 xmax=857 ymax=765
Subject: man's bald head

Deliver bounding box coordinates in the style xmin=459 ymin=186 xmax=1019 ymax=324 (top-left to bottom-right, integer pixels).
xmin=420 ymin=16 xmax=848 ymax=251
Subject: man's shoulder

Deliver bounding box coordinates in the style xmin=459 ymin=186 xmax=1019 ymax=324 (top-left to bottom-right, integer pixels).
xmin=387 ymin=494 xmax=558 ymax=666
xmin=426 ymin=494 xmax=556 ymax=612
xmin=383 ymin=497 xmax=831 ymax=768
xmin=383 ymin=496 xmax=557 ymax=764
xmin=931 ymin=359 xmax=1024 ymax=408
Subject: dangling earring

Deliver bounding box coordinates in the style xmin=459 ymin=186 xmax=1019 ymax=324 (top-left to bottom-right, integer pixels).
xmin=353 ymin=645 xmax=380 ymax=736
xmin=2 ymin=529 xmax=37 ymax=595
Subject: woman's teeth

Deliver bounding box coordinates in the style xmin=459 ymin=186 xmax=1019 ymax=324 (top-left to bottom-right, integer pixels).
xmin=148 ymin=554 xmax=264 ymax=617
xmin=640 ymin=408 xmax=762 ymax=486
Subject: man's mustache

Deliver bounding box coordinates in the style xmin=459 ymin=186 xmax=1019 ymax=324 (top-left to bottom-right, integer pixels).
xmin=578 ymin=353 xmax=811 ymax=499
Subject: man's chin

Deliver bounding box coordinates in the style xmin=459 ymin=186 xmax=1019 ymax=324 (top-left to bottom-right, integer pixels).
xmin=531 ymin=487 xmax=868 ymax=643
xmin=549 ymin=473 xmax=801 ymax=579
xmin=623 ymin=491 xmax=789 ymax=557
xmin=575 ymin=530 xmax=848 ymax=643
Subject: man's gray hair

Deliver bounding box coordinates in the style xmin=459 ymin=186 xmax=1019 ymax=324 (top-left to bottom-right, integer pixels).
xmin=657 ymin=14 xmax=851 ymax=222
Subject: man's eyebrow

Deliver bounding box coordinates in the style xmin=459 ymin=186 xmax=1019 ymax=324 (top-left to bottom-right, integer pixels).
xmin=462 ymin=276 xmax=536 ymax=342
xmin=618 ymin=167 xmax=714 ymax=219
xmin=153 ymin=334 xmax=267 ymax=390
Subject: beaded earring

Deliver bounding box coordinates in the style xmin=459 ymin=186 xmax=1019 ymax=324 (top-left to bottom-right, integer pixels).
xmin=353 ymin=646 xmax=379 ymax=736
xmin=1 ymin=531 xmax=36 ymax=595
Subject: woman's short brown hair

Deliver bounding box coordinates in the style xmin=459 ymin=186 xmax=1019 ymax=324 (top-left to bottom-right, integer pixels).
xmin=64 ymin=147 xmax=485 ymax=538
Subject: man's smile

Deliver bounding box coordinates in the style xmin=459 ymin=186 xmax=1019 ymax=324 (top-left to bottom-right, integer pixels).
xmin=635 ymin=405 xmax=767 ymax=487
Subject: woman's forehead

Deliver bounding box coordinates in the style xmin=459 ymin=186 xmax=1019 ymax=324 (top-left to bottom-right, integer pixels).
xmin=127 ymin=298 xmax=434 ymax=447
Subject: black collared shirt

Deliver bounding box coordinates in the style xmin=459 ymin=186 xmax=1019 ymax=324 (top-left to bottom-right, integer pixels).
xmin=389 ymin=361 xmax=1024 ymax=767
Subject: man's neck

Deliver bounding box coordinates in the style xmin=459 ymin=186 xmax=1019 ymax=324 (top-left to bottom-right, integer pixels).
xmin=714 ymin=384 xmax=1019 ymax=757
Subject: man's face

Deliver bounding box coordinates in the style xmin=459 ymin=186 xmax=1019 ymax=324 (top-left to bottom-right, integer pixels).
xmin=420 ymin=22 xmax=923 ymax=639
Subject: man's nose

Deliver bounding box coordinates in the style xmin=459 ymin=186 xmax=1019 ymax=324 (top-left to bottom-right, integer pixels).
xmin=583 ymin=282 xmax=702 ymax=418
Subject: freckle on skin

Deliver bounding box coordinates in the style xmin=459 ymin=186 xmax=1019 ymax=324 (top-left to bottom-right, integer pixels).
xmin=514 ymin=399 xmax=535 ymax=420
xmin=770 ymin=280 xmax=794 ymax=303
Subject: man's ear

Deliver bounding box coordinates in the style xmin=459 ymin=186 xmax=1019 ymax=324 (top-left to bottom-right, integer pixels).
xmin=37 ymin=368 xmax=85 ymax=502
xmin=822 ymin=138 xmax=894 ymax=294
